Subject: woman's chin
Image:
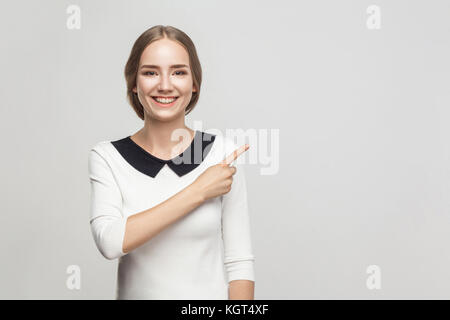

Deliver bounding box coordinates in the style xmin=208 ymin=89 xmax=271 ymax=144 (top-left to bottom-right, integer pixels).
xmin=147 ymin=107 xmax=184 ymax=121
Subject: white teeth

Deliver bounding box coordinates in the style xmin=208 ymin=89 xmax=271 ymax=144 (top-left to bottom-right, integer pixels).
xmin=154 ymin=97 xmax=176 ymax=104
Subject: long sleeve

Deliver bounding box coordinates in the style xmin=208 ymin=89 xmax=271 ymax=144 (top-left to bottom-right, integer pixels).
xmin=221 ymin=141 xmax=256 ymax=283
xmin=88 ymin=146 xmax=128 ymax=260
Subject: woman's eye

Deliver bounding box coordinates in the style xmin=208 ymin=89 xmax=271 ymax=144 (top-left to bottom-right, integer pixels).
xmin=143 ymin=71 xmax=186 ymax=76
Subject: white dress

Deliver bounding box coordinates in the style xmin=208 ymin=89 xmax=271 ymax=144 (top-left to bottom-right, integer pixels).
xmin=88 ymin=130 xmax=255 ymax=299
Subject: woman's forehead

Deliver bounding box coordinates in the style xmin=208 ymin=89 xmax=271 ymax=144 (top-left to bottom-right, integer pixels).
xmin=140 ymin=39 xmax=190 ymax=65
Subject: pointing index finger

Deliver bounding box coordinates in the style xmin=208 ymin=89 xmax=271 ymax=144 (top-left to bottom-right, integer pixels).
xmin=221 ymin=144 xmax=249 ymax=166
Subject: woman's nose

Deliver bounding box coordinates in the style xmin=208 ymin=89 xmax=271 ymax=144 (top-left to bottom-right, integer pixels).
xmin=158 ymin=74 xmax=173 ymax=90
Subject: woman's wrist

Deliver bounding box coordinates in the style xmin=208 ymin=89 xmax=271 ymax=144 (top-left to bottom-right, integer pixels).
xmin=187 ymin=181 xmax=206 ymax=206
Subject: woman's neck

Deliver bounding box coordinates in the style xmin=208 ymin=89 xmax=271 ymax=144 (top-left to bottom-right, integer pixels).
xmin=131 ymin=120 xmax=195 ymax=161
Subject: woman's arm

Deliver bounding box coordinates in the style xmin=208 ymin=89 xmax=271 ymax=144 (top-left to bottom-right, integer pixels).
xmin=89 ymin=147 xmax=204 ymax=259
xmin=229 ymin=280 xmax=255 ymax=300
xmin=220 ymin=139 xmax=256 ymax=300
xmin=122 ymin=183 xmax=204 ymax=253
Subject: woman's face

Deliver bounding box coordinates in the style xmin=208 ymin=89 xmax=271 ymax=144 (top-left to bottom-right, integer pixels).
xmin=133 ymin=38 xmax=196 ymax=121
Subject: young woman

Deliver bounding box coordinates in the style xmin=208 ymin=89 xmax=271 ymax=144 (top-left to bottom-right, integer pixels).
xmin=88 ymin=25 xmax=255 ymax=300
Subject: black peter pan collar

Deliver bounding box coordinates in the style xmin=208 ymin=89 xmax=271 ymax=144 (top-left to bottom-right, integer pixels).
xmin=111 ymin=130 xmax=216 ymax=178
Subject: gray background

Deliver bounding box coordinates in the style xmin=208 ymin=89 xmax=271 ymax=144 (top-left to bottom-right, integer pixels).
xmin=1 ymin=0 xmax=449 ymax=299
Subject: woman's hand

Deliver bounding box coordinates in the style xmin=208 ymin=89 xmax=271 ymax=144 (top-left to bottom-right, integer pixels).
xmin=192 ymin=144 xmax=249 ymax=202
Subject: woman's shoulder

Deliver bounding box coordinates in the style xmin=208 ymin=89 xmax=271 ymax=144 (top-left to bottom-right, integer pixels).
xmin=209 ymin=131 xmax=240 ymax=150
xmin=89 ymin=137 xmax=123 ymax=159
xmin=202 ymin=130 xmax=244 ymax=161
xmin=90 ymin=140 xmax=110 ymax=152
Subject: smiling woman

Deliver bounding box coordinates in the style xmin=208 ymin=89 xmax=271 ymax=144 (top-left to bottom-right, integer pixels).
xmin=88 ymin=25 xmax=255 ymax=300
xmin=124 ymin=27 xmax=202 ymax=120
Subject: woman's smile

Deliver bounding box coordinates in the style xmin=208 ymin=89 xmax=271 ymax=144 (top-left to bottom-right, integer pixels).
xmin=151 ymin=96 xmax=179 ymax=107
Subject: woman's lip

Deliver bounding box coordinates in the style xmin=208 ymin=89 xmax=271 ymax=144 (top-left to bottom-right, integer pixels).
xmin=151 ymin=96 xmax=178 ymax=107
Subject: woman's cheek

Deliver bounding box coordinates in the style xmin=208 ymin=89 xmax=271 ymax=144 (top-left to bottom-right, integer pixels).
xmin=141 ymin=77 xmax=157 ymax=89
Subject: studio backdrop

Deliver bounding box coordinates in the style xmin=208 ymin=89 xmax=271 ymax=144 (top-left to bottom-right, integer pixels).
xmin=1 ymin=0 xmax=449 ymax=299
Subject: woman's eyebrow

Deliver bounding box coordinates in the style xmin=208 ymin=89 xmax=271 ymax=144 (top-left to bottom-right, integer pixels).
xmin=140 ymin=64 xmax=189 ymax=69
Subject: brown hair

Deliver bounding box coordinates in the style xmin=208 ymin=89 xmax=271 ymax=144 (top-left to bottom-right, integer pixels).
xmin=124 ymin=25 xmax=202 ymax=120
